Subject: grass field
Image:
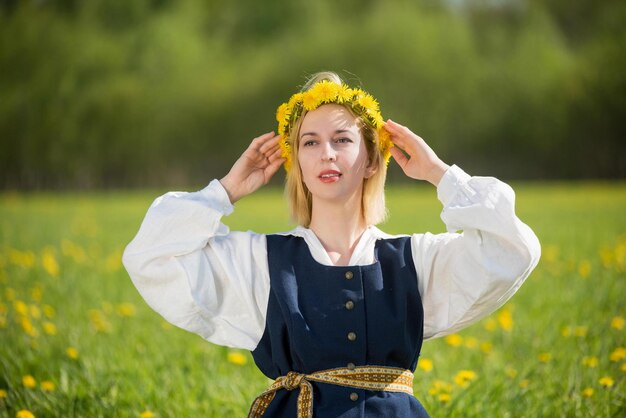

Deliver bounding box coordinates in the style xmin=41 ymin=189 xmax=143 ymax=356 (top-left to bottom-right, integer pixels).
xmin=0 ymin=182 xmax=625 ymax=417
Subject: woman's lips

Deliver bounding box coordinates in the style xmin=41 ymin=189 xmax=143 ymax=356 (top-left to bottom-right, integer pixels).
xmin=319 ymin=170 xmax=342 ymax=183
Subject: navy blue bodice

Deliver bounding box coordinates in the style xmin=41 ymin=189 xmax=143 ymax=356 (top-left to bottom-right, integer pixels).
xmin=251 ymin=235 xmax=428 ymax=417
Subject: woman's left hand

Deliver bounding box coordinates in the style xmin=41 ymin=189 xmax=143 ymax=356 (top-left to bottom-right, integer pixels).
xmin=384 ymin=119 xmax=450 ymax=186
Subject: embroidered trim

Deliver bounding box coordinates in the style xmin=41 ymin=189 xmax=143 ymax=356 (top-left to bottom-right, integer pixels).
xmin=248 ymin=365 xmax=414 ymax=418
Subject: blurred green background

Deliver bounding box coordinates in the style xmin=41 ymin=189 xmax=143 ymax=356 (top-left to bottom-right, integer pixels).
xmin=1 ymin=0 xmax=625 ymax=189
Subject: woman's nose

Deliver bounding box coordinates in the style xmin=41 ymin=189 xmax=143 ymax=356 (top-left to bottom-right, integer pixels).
xmin=321 ymin=142 xmax=337 ymax=161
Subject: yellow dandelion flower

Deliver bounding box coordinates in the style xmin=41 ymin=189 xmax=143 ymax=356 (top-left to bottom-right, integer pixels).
xmin=0 ymin=316 xmax=6 ymax=328
xmin=276 ymin=103 xmax=290 ymax=124
xmin=20 ymin=318 xmax=38 ymax=337
xmin=505 ymin=366 xmax=518 ymax=378
xmin=480 ymin=342 xmax=493 ymax=354
xmin=66 ymin=347 xmax=79 ymax=360
xmin=302 ymin=90 xmax=321 ymax=111
xmin=0 ymin=388 xmax=7 ymax=398
xmin=418 ymin=358 xmax=433 ymax=373
xmin=139 ymin=411 xmax=155 ymax=418
xmin=88 ymin=309 xmax=111 ymax=333
xmin=610 ymin=347 xmax=626 ymax=362
xmin=14 ymin=300 xmax=29 ymax=316
xmin=9 ymin=249 xmax=36 ymax=268
xmin=0 ymin=303 xmax=6 ymax=315
xmin=5 ymin=287 xmax=16 ymax=301
xmin=22 ymin=375 xmax=36 ymax=389
xmin=444 ymin=334 xmax=463 ymax=347
xmin=620 ymin=362 xmax=626 ymax=372
xmin=582 ymin=387 xmax=594 ymax=398
xmin=582 ymin=356 xmax=598 ymax=368
xmin=16 ymin=410 xmax=35 ymax=418
xmin=43 ymin=305 xmax=55 ymax=318
xmin=611 ymin=316 xmax=625 ymax=330
xmin=337 ymin=85 xmax=353 ymax=103
xmin=116 ymin=303 xmax=136 ymax=317
xmin=543 ymin=245 xmax=559 ymax=263
xmin=40 ymin=381 xmax=55 ymax=392
xmin=438 ymin=393 xmax=451 ymax=403
xmin=464 ymin=337 xmax=478 ymax=349
xmin=538 ymin=352 xmax=552 ymax=363
xmin=314 ymin=80 xmax=340 ymax=103
xmin=519 ymin=379 xmax=530 ymax=389
xmin=454 ymin=370 xmax=477 ymax=388
xmin=42 ymin=322 xmax=57 ymax=336
xmin=484 ymin=318 xmax=497 ymax=332
xmin=599 ymin=376 xmax=614 ymax=387
xmin=30 ymin=287 xmax=42 ymax=302
xmin=104 ymin=249 xmax=122 ymax=272
xmin=497 ymin=308 xmax=514 ymax=332
xmin=574 ymin=326 xmax=588 ymax=337
xmin=41 ymin=247 xmax=60 ymax=277
xmin=29 ymin=305 xmax=41 ymax=319
xmin=356 ymin=93 xmax=379 ymax=113
xmin=561 ymin=326 xmax=572 ymax=337
xmin=227 ymin=351 xmax=247 ymax=366
xmin=578 ymin=260 xmax=591 ymax=278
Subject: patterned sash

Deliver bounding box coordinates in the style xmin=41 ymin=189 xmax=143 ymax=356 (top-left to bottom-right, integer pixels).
xmin=247 ymin=365 xmax=414 ymax=418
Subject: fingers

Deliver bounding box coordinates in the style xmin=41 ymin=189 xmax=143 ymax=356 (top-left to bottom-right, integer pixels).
xmin=389 ymin=146 xmax=409 ymax=169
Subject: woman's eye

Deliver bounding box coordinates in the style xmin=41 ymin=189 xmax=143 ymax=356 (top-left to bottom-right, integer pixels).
xmin=303 ymin=140 xmax=316 ymax=147
xmin=335 ymin=137 xmax=352 ymax=143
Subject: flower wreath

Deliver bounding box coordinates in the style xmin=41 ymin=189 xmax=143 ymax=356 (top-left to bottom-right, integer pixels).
xmin=275 ymin=80 xmax=392 ymax=172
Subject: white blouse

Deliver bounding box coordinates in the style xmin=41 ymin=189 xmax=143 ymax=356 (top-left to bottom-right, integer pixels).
xmin=123 ymin=165 xmax=541 ymax=351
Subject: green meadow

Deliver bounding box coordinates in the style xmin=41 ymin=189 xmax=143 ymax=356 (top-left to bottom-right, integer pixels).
xmin=0 ymin=182 xmax=625 ymax=417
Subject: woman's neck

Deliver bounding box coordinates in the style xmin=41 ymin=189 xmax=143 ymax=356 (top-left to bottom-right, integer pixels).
xmin=308 ymin=197 xmax=367 ymax=266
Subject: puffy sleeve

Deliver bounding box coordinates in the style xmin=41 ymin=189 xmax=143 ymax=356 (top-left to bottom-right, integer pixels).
xmin=412 ymin=165 xmax=541 ymax=340
xmin=122 ymin=180 xmax=270 ymax=350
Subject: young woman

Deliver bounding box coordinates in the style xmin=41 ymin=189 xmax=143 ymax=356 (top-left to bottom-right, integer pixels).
xmin=123 ymin=72 xmax=541 ymax=417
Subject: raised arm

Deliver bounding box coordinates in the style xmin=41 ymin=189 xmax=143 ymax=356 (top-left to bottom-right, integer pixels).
xmin=384 ymin=120 xmax=540 ymax=339
xmin=123 ymin=132 xmax=284 ymax=350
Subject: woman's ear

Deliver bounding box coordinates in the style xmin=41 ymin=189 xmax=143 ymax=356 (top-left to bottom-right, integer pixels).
xmin=364 ymin=161 xmax=378 ymax=179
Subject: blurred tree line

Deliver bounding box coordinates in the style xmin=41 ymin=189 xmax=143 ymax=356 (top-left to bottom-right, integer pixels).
xmin=1 ymin=0 xmax=624 ymax=189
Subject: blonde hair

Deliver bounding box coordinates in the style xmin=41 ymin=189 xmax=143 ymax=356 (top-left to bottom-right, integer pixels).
xmin=285 ymin=72 xmax=388 ymax=227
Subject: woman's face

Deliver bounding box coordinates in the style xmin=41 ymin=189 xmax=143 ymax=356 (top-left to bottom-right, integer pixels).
xmin=297 ymin=104 xmax=373 ymax=205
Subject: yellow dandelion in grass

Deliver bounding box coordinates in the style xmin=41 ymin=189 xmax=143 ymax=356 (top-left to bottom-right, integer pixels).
xmin=0 ymin=316 xmax=7 ymax=329
xmin=0 ymin=388 xmax=7 ymax=398
xmin=599 ymin=376 xmax=614 ymax=388
xmin=480 ymin=342 xmax=493 ymax=354
xmin=116 ymin=303 xmax=136 ymax=317
xmin=610 ymin=347 xmax=626 ymax=362
xmin=20 ymin=318 xmax=38 ymax=338
xmin=0 ymin=303 xmax=6 ymax=315
xmin=574 ymin=326 xmax=588 ymax=337
xmin=538 ymin=352 xmax=552 ymax=363
xmin=14 ymin=300 xmax=29 ymax=316
xmin=611 ymin=316 xmax=625 ymax=330
xmin=227 ymin=351 xmax=247 ymax=366
xmin=497 ymin=308 xmax=513 ymax=332
xmin=519 ymin=379 xmax=530 ymax=389
xmin=66 ymin=347 xmax=79 ymax=360
xmin=561 ymin=326 xmax=572 ymax=337
xmin=40 ymin=381 xmax=55 ymax=392
xmin=543 ymin=245 xmax=559 ymax=263
xmin=16 ymin=410 xmax=35 ymax=418
xmin=418 ymin=358 xmax=433 ymax=373
xmin=22 ymin=375 xmax=36 ymax=389
xmin=9 ymin=249 xmax=36 ymax=268
xmin=454 ymin=370 xmax=477 ymax=388
xmin=42 ymin=322 xmax=57 ymax=336
xmin=464 ymin=337 xmax=478 ymax=349
xmin=29 ymin=305 xmax=41 ymax=319
xmin=428 ymin=380 xmax=453 ymax=396
xmin=620 ymin=363 xmax=626 ymax=372
xmin=42 ymin=305 xmax=55 ymax=318
xmin=30 ymin=287 xmax=42 ymax=302
xmin=444 ymin=334 xmax=463 ymax=347
xmin=582 ymin=387 xmax=594 ymax=398
xmin=41 ymin=246 xmax=59 ymax=277
xmin=139 ymin=411 xmax=155 ymax=418
xmin=505 ymin=366 xmax=518 ymax=378
xmin=437 ymin=393 xmax=451 ymax=403
xmin=582 ymin=356 xmax=599 ymax=368
xmin=88 ymin=309 xmax=111 ymax=333
xmin=578 ymin=260 xmax=591 ymax=278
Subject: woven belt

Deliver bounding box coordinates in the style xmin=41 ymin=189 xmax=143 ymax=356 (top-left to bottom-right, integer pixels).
xmin=247 ymin=365 xmax=414 ymax=418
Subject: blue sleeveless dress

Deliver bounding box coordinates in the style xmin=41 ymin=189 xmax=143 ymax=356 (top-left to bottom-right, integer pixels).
xmin=251 ymin=235 xmax=429 ymax=417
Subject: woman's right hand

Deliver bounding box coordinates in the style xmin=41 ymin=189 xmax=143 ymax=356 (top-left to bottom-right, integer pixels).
xmin=219 ymin=132 xmax=285 ymax=204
